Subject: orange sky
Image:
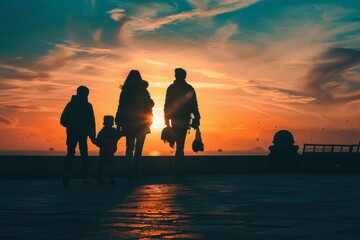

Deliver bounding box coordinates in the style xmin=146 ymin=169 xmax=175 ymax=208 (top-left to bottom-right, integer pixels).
xmin=0 ymin=1 xmax=359 ymax=154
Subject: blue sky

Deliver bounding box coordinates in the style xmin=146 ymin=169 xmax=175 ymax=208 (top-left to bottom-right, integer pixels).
xmin=0 ymin=0 xmax=359 ymax=152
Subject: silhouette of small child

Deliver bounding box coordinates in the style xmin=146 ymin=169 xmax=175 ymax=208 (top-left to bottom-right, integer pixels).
xmin=94 ymin=115 xmax=122 ymax=185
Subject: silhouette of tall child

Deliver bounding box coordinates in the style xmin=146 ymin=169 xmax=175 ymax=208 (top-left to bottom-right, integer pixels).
xmin=60 ymin=86 xmax=96 ymax=185
xmin=164 ymin=68 xmax=201 ymax=175
xmin=94 ymin=115 xmax=122 ymax=185
xmin=115 ymin=70 xmax=154 ymax=179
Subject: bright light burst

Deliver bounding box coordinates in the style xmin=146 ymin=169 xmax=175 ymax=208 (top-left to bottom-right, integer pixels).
xmin=151 ymin=108 xmax=166 ymax=131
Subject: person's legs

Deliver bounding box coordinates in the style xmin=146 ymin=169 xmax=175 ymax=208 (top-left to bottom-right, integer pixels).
xmin=172 ymin=119 xmax=189 ymax=175
xmin=79 ymin=134 xmax=90 ymax=182
xmin=64 ymin=132 xmax=77 ymax=173
xmin=63 ymin=131 xmax=77 ymax=185
xmin=108 ymin=154 xmax=116 ymax=185
xmin=126 ymin=135 xmax=135 ymax=178
xmin=97 ymin=154 xmax=105 ymax=184
xmin=133 ymin=133 xmax=146 ymax=177
xmin=174 ymin=129 xmax=187 ymax=174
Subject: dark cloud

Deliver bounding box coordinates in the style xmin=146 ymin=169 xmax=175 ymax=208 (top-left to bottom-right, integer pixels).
xmin=0 ymin=116 xmax=12 ymax=125
xmin=251 ymin=81 xmax=311 ymax=97
xmin=1 ymin=40 xmax=114 ymax=81
xmin=0 ymin=105 xmax=41 ymax=111
xmin=0 ymin=65 xmax=49 ymax=80
xmin=246 ymin=80 xmax=315 ymax=103
xmin=307 ymin=48 xmax=360 ymax=105
xmin=0 ymin=82 xmax=18 ymax=90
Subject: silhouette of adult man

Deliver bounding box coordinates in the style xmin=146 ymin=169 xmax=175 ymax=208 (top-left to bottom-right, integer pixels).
xmin=164 ymin=68 xmax=201 ymax=175
xmin=60 ymin=86 xmax=96 ymax=185
xmin=115 ymin=70 xmax=154 ymax=179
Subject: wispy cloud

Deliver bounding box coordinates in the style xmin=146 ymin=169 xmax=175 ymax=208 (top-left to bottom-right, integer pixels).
xmin=245 ymin=80 xmax=316 ymax=104
xmin=143 ymin=59 xmax=171 ymax=67
xmin=55 ymin=43 xmax=112 ymax=55
xmin=150 ymin=81 xmax=237 ymax=90
xmin=306 ymin=47 xmax=360 ymax=104
xmin=0 ymin=64 xmax=47 ymax=80
xmin=192 ymin=82 xmax=237 ymax=90
xmin=107 ymin=8 xmax=126 ymax=22
xmin=119 ymin=0 xmax=259 ymax=37
xmin=207 ymin=23 xmax=240 ymax=56
xmin=0 ymin=116 xmax=12 ymax=126
xmin=239 ymin=104 xmax=271 ymax=115
xmin=32 ymin=43 xmax=113 ymax=76
xmin=92 ymin=28 xmax=102 ymax=42
xmin=194 ymin=69 xmax=227 ymax=79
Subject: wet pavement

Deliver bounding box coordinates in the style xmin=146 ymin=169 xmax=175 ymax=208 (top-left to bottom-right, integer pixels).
xmin=1 ymin=174 xmax=360 ymax=239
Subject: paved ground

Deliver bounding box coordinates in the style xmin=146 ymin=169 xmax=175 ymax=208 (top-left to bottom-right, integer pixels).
xmin=1 ymin=174 xmax=360 ymax=239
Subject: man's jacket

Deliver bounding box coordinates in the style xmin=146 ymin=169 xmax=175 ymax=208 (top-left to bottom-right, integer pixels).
xmin=60 ymin=95 xmax=96 ymax=138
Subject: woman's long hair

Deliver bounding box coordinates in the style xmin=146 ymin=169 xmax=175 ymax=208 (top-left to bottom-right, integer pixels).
xmin=122 ymin=70 xmax=143 ymax=89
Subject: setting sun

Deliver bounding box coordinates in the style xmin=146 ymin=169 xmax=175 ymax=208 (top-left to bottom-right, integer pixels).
xmin=151 ymin=108 xmax=166 ymax=131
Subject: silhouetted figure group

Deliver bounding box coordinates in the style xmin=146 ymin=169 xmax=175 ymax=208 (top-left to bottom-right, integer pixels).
xmin=60 ymin=68 xmax=201 ymax=185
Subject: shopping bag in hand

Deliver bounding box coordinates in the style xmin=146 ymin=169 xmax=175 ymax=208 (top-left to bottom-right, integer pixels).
xmin=192 ymin=128 xmax=204 ymax=153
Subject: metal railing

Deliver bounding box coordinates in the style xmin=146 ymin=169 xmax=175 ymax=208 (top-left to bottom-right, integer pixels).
xmin=303 ymin=144 xmax=360 ymax=155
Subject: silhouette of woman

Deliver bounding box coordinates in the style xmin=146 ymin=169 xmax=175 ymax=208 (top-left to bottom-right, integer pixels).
xmin=115 ymin=70 xmax=154 ymax=179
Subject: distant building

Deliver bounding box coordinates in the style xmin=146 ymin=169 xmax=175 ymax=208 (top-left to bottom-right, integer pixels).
xmin=250 ymin=147 xmax=265 ymax=153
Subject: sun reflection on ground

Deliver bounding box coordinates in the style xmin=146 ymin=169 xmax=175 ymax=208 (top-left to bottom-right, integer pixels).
xmin=106 ymin=183 xmax=201 ymax=239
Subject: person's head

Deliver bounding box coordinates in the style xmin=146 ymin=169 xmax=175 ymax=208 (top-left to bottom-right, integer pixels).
xmin=126 ymin=70 xmax=142 ymax=81
xmin=103 ymin=115 xmax=114 ymax=127
xmin=175 ymin=68 xmax=187 ymax=81
xmin=76 ymin=86 xmax=89 ymax=97
xmin=122 ymin=70 xmax=143 ymax=89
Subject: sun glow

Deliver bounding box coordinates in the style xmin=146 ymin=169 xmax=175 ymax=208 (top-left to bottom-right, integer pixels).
xmin=151 ymin=108 xmax=166 ymax=131
xmin=1 ymin=1 xmax=360 ymax=153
